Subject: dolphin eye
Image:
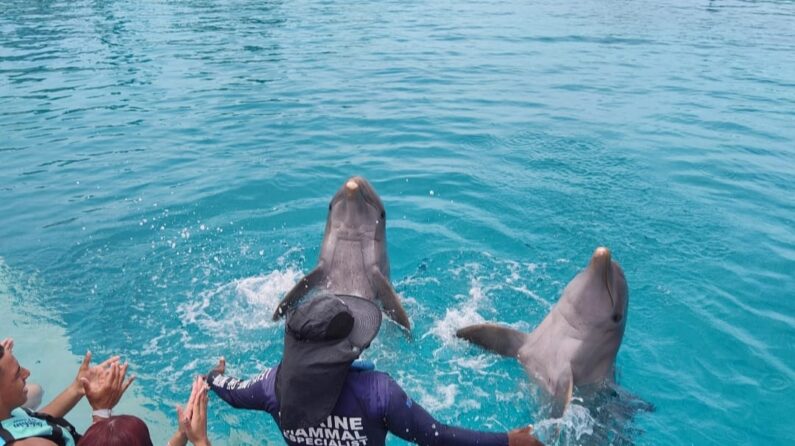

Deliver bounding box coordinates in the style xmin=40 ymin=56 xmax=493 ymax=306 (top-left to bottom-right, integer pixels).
xmin=329 ymin=203 xmax=333 ymax=211
xmin=380 ymin=211 xmax=385 ymax=219
xmin=612 ymin=313 xmax=622 ymax=323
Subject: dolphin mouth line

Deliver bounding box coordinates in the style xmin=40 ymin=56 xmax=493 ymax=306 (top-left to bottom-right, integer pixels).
xmin=604 ymin=267 xmax=615 ymax=309
xmin=333 ymin=195 xmax=382 ymax=214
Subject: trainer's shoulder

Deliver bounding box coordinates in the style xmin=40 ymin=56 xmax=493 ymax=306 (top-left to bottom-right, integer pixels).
xmin=345 ymin=369 xmax=396 ymax=415
xmin=349 ymin=369 xmax=397 ymax=392
xmin=349 ymin=368 xmax=390 ymax=381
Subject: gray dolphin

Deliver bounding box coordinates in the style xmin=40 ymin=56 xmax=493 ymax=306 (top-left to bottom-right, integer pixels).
xmin=272 ymin=176 xmax=411 ymax=330
xmin=456 ymin=247 xmax=628 ymax=417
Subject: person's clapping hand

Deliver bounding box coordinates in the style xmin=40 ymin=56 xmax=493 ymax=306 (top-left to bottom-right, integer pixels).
xmin=177 ymin=376 xmax=211 ymax=446
xmin=80 ymin=356 xmax=135 ymax=411
xmin=508 ymin=426 xmax=545 ymax=446
xmin=71 ymin=351 xmax=123 ymax=396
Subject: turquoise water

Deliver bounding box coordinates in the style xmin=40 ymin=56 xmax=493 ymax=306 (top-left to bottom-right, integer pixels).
xmin=2 ymin=0 xmax=794 ymax=444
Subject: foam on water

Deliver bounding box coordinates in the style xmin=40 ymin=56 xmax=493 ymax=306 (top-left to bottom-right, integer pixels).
xmin=177 ymin=267 xmax=302 ymax=336
xmin=533 ymin=403 xmax=597 ymax=446
xmin=427 ymin=277 xmax=488 ymax=345
xmin=416 ymin=383 xmax=459 ymax=412
xmin=3 ymin=0 xmax=795 ymax=443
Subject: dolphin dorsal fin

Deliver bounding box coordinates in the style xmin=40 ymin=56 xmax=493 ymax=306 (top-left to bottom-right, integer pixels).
xmin=456 ymin=324 xmax=527 ymax=358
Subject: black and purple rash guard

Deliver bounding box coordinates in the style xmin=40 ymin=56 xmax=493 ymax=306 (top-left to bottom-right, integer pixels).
xmin=208 ymin=366 xmax=509 ymax=446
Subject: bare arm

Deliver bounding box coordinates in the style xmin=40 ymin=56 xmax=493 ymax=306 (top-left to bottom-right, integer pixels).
xmin=12 ymin=438 xmax=59 ymax=446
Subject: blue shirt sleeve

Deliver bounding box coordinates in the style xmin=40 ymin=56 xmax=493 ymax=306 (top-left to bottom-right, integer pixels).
xmin=382 ymin=376 xmax=509 ymax=446
xmin=207 ymin=368 xmax=276 ymax=412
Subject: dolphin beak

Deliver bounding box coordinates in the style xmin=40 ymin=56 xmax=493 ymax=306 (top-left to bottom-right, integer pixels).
xmin=591 ymin=247 xmax=616 ymax=308
xmin=345 ymin=179 xmax=359 ymax=198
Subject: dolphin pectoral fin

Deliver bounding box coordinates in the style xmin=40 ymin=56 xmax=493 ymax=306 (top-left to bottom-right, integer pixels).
xmin=372 ymin=270 xmax=411 ymax=331
xmin=456 ymin=324 xmax=526 ymax=358
xmin=272 ymin=266 xmax=325 ymax=320
xmin=550 ymin=368 xmax=574 ymax=418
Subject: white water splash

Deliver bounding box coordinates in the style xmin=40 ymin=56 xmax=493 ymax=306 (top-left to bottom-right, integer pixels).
xmin=177 ymin=267 xmax=303 ymax=336
xmin=532 ymin=403 xmax=596 ymax=445
xmin=417 ymin=383 xmax=458 ymax=412
xmin=428 ymin=277 xmax=488 ymax=344
xmin=235 ymin=270 xmax=303 ymax=307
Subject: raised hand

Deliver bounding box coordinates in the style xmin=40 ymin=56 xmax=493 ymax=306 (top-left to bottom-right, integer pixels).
xmin=208 ymin=357 xmax=225 ymax=378
xmin=177 ymin=376 xmax=211 ymax=446
xmin=508 ymin=426 xmax=545 ymax=446
xmin=80 ymin=359 xmax=135 ymax=410
xmin=72 ymin=352 xmax=123 ymax=395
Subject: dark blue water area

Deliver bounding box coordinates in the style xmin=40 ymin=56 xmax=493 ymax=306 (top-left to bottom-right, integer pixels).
xmin=2 ymin=0 xmax=794 ymax=444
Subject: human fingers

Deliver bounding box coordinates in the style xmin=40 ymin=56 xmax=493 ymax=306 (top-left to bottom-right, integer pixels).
xmin=197 ymin=381 xmax=208 ymax=422
xmin=92 ymin=364 xmax=108 ymax=389
xmin=91 ymin=365 xmax=114 ymax=402
xmin=81 ymin=362 xmax=101 ymax=396
xmin=80 ymin=351 xmax=92 ymax=370
xmin=96 ymin=355 xmax=121 ymax=369
xmin=79 ymin=377 xmax=93 ymax=395
xmin=122 ymin=375 xmax=136 ymax=394
xmin=1 ymin=338 xmax=13 ymax=350
xmin=176 ymin=405 xmax=189 ymax=434
xmin=183 ymin=377 xmax=200 ymax=422
xmin=192 ymin=379 xmax=206 ymax=413
xmin=108 ymin=363 xmax=120 ymax=390
xmin=105 ymin=364 xmax=121 ymax=405
xmin=189 ymin=382 xmax=207 ymax=436
xmin=114 ymin=363 xmax=128 ymax=395
xmin=189 ymin=386 xmax=208 ymax=439
xmin=508 ymin=426 xmax=543 ymax=446
xmin=114 ymin=363 xmax=126 ymax=391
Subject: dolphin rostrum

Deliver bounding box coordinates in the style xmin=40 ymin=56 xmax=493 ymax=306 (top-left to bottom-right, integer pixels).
xmin=272 ymin=176 xmax=411 ymax=330
xmin=456 ymin=247 xmax=628 ymax=417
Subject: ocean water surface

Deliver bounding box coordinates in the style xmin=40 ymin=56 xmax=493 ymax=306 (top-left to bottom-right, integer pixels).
xmin=1 ymin=0 xmax=794 ymax=444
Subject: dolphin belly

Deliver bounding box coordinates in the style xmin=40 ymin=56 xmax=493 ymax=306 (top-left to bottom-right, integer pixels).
xmin=328 ymin=239 xmax=374 ymax=298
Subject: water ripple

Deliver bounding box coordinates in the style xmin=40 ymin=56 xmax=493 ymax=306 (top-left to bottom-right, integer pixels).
xmin=2 ymin=0 xmax=795 ymax=444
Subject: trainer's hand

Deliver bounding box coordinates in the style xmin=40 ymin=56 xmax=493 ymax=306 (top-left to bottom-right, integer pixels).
xmin=208 ymin=357 xmax=225 ymax=378
xmin=508 ymin=426 xmax=545 ymax=446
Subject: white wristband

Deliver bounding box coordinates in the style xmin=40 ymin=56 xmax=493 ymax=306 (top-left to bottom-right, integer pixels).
xmin=92 ymin=408 xmax=112 ymax=418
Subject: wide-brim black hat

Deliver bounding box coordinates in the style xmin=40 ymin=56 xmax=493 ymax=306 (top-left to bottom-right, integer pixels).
xmin=276 ymin=293 xmax=382 ymax=431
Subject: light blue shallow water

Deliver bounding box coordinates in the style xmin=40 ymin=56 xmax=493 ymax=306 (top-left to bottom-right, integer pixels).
xmin=1 ymin=0 xmax=794 ymax=444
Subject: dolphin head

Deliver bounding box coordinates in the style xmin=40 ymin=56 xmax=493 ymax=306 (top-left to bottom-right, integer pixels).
xmin=559 ymin=247 xmax=628 ymax=336
xmin=325 ymin=176 xmax=386 ymax=242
